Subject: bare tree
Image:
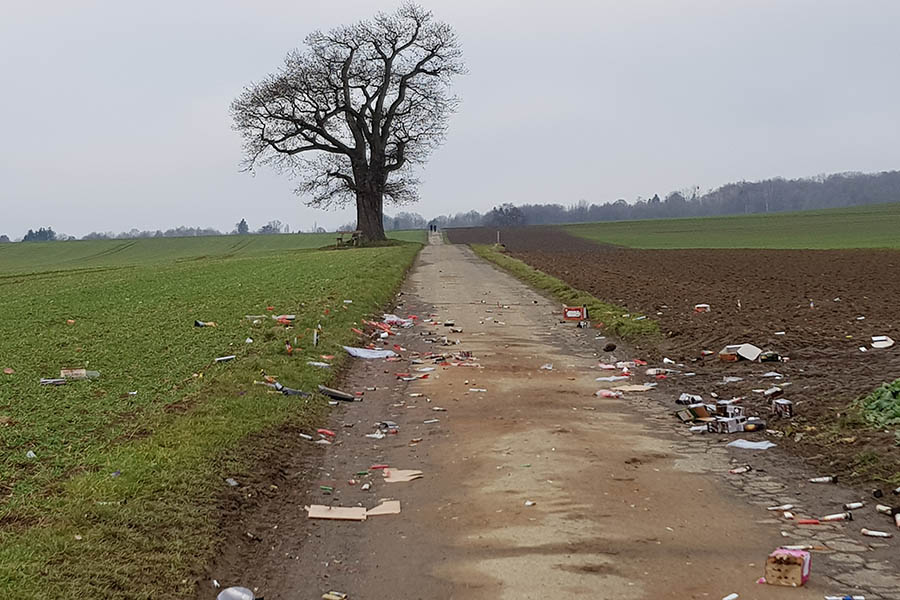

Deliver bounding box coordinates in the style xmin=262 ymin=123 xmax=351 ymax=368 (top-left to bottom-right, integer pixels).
xmin=232 ymin=3 xmax=464 ymax=242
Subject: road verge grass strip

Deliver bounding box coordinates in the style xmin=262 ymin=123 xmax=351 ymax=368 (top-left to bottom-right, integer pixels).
xmin=470 ymin=244 xmax=658 ymax=340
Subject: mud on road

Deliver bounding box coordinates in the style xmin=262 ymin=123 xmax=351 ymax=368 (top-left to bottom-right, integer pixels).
xmin=446 ymin=226 xmax=900 ymax=486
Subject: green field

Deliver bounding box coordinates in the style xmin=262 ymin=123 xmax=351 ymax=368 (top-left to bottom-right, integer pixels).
xmin=0 ymin=234 xmax=422 ymax=598
xmin=563 ymin=203 xmax=900 ymax=249
xmin=0 ymin=230 xmax=426 ymax=274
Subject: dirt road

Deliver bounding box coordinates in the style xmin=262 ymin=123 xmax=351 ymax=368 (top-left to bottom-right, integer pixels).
xmin=204 ymin=234 xmax=897 ymax=599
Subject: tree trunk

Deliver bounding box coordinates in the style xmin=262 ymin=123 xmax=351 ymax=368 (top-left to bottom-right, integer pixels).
xmin=355 ymin=187 xmax=387 ymax=242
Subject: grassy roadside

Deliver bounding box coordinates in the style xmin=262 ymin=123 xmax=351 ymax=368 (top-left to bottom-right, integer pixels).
xmin=470 ymin=244 xmax=658 ymax=340
xmin=0 ymin=243 xmax=421 ymax=599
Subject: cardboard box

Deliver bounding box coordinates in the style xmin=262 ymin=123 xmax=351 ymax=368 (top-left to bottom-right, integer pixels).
xmin=688 ymin=403 xmax=712 ymax=420
xmin=707 ymin=416 xmax=746 ymax=434
xmin=773 ymin=398 xmax=793 ymax=418
xmin=715 ymin=401 xmax=744 ymax=418
xmin=765 ymin=548 xmax=811 ymax=587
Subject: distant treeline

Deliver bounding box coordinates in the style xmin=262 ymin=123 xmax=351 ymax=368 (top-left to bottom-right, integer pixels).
xmin=432 ymin=170 xmax=900 ymax=228
xmin=4 ymin=170 xmax=898 ymax=242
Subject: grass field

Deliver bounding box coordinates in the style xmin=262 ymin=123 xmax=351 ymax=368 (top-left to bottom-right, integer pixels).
xmin=562 ymin=202 xmax=900 ymax=249
xmin=0 ymin=235 xmax=422 ymax=598
xmin=0 ymin=230 xmax=426 ymax=274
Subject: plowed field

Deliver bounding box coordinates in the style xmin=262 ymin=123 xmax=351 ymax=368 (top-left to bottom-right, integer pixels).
xmin=447 ymin=226 xmax=900 ymax=483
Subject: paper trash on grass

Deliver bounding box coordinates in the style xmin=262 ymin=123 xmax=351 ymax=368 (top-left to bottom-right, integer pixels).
xmin=726 ymin=439 xmax=776 ymax=450
xmin=343 ymin=346 xmax=398 ymax=359
xmin=383 ymin=468 xmax=423 ymax=483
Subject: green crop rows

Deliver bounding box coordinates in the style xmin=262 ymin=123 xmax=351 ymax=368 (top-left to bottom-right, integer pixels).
xmin=0 ymin=235 xmax=421 ymax=599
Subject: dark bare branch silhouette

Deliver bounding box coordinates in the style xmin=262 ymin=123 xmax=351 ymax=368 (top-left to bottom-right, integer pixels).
xmin=231 ymin=3 xmax=463 ymax=242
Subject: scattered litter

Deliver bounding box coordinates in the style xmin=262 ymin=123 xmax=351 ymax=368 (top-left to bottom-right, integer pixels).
xmin=540 ymin=363 xmax=553 ymax=370
xmin=318 ymin=385 xmax=355 ymax=402
xmin=2 ymin=368 xmax=13 ymax=375
xmin=678 ymin=393 xmax=702 ymax=405
xmin=60 ymin=368 xmax=100 ymax=380
xmin=423 ymin=418 xmax=440 ymax=424
xmin=767 ymin=504 xmax=794 ymax=511
xmin=861 ymin=528 xmax=892 ymax=538
xmin=383 ymin=469 xmax=423 ymax=483
xmin=26 ymin=450 xmax=36 ymax=459
xmin=469 ymin=388 xmax=487 ymax=393
xmin=719 ymin=343 xmax=762 ymax=362
xmin=843 ymin=501 xmax=865 ymax=510
xmin=596 ymin=390 xmax=623 ymax=398
xmin=217 ymin=587 xmax=255 ymax=600
xmin=40 ymin=378 xmax=67 ymax=385
xmin=306 ymin=505 xmax=367 ymax=521
xmin=215 ymin=355 xmax=236 ymax=363
xmin=524 ymin=500 xmax=536 ymax=507
xmin=764 ymin=548 xmax=810 ymax=587
xmin=194 ymin=320 xmax=217 ymax=327
xmin=721 ymin=594 xmax=739 ymax=600
xmin=727 ymin=439 xmax=776 ymax=450
xmin=613 ymin=384 xmax=655 ymax=392
xmin=245 ymin=337 xmax=253 ymax=344
xmin=872 ymin=335 xmax=895 ymax=349
xmin=721 ymin=376 xmax=743 ymax=384
xmin=322 ymin=592 xmax=348 ymax=600
xmin=729 ymin=465 xmax=752 ymax=474
xmin=809 ymin=476 xmax=837 ymax=484
xmin=596 ymin=376 xmax=629 ymax=382
xmin=225 ymin=478 xmax=239 ymax=487
xmin=307 ymin=361 xmax=331 ymax=368
xmin=365 ymin=431 xmax=386 ymax=440
xmin=694 ymin=303 xmax=711 ymax=313
xmin=383 ymin=314 xmax=413 ymax=327
xmin=821 ymin=512 xmax=852 ymax=522
xmin=343 ymin=346 xmax=398 ymax=359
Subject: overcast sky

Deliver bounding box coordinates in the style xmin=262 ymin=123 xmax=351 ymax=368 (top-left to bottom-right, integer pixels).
xmin=2 ymin=0 xmax=899 ymax=238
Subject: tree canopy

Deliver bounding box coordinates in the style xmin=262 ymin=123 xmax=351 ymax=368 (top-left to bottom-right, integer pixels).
xmin=232 ymin=3 xmax=464 ymax=241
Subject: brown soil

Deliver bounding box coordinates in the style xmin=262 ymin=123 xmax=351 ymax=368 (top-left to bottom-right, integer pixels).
xmin=446 ymin=226 xmax=900 ymax=486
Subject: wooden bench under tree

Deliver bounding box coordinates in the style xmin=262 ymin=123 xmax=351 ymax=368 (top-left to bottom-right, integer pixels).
xmin=336 ymin=230 xmax=362 ymax=247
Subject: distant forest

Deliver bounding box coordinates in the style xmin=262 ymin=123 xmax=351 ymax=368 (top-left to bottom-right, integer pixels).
xmin=4 ymin=170 xmax=898 ymax=241
xmin=433 ymin=170 xmax=900 ymax=228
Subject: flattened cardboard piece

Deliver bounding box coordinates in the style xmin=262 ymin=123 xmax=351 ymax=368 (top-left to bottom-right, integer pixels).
xmin=383 ymin=468 xmax=424 ymax=483
xmin=306 ymin=505 xmax=367 ymax=521
xmin=613 ymin=384 xmax=654 ymax=392
xmin=366 ymin=500 xmax=401 ymax=516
